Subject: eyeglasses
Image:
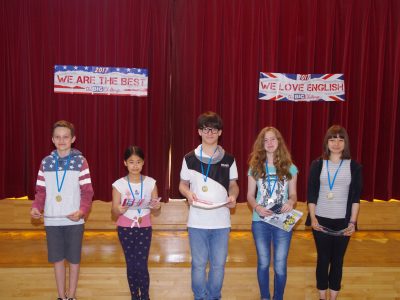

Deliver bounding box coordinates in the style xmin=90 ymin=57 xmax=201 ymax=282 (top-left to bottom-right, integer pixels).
xmin=201 ymin=127 xmax=219 ymax=134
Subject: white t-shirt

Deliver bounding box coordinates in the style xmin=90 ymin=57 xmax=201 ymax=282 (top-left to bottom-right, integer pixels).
xmin=112 ymin=176 xmax=156 ymax=220
xmin=180 ymin=145 xmax=238 ymax=229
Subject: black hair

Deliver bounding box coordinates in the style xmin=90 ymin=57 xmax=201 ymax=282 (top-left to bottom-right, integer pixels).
xmin=197 ymin=111 xmax=223 ymax=130
xmin=124 ymin=146 xmax=145 ymax=161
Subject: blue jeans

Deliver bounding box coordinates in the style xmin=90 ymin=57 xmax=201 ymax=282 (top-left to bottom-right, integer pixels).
xmin=188 ymin=227 xmax=230 ymax=300
xmin=252 ymin=221 xmax=292 ymax=300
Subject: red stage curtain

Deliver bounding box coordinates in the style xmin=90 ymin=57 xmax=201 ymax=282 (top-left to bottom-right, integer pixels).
xmin=170 ymin=0 xmax=400 ymax=201
xmin=1 ymin=0 xmax=399 ymax=202
xmin=0 ymin=0 xmax=172 ymax=200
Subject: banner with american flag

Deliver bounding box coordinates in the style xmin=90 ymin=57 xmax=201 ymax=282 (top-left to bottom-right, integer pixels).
xmin=259 ymin=73 xmax=345 ymax=102
xmin=54 ymin=65 xmax=148 ymax=97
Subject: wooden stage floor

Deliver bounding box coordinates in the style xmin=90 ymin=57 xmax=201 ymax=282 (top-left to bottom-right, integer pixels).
xmin=0 ymin=230 xmax=399 ymax=299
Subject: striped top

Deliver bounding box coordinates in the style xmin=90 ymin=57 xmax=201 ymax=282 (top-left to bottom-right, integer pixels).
xmin=32 ymin=148 xmax=94 ymax=226
xmin=316 ymin=159 xmax=351 ymax=219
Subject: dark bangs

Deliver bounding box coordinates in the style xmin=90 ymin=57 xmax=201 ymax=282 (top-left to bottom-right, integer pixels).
xmin=197 ymin=111 xmax=223 ymax=130
xmin=124 ymin=145 xmax=145 ymax=161
xmin=326 ymin=125 xmax=347 ymax=140
xmin=322 ymin=125 xmax=351 ymax=160
xmin=327 ymin=134 xmax=345 ymax=140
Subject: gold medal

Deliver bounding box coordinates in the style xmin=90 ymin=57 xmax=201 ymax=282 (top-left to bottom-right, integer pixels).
xmin=327 ymin=192 xmax=334 ymax=200
xmin=56 ymin=195 xmax=62 ymax=202
xmin=138 ymin=217 xmax=142 ymax=224
xmin=202 ymin=185 xmax=208 ymax=192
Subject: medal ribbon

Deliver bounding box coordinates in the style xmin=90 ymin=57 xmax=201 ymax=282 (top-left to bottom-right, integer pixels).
xmin=326 ymin=159 xmax=343 ymax=191
xmin=127 ymin=175 xmax=143 ymax=217
xmin=54 ymin=153 xmax=72 ymax=193
xmin=265 ymin=163 xmax=277 ymax=198
xmin=200 ymin=146 xmax=218 ymax=183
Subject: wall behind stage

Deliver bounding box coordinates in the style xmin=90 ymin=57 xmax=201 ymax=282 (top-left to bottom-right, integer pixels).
xmin=1 ymin=0 xmax=399 ymax=202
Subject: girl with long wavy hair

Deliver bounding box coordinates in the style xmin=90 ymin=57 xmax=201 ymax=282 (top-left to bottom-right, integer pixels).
xmin=247 ymin=126 xmax=298 ymax=300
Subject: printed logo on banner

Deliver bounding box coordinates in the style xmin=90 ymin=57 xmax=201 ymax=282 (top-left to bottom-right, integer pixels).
xmin=259 ymin=73 xmax=345 ymax=102
xmin=54 ymin=65 xmax=148 ymax=97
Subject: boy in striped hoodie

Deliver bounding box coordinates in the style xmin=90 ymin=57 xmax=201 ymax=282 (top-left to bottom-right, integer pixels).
xmin=31 ymin=120 xmax=94 ymax=300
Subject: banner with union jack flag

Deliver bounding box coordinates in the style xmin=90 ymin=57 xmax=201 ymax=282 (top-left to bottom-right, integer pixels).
xmin=259 ymin=73 xmax=345 ymax=102
xmin=54 ymin=65 xmax=148 ymax=97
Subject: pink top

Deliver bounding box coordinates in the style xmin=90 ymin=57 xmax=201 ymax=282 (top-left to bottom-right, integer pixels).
xmin=116 ymin=213 xmax=151 ymax=228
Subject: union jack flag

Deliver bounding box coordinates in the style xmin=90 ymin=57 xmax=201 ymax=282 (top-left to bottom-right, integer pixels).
xmin=259 ymin=72 xmax=345 ymax=102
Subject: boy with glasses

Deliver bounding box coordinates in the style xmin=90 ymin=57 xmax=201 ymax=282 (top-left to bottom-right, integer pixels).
xmin=179 ymin=111 xmax=239 ymax=300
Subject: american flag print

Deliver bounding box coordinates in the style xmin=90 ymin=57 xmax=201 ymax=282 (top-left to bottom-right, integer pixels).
xmin=33 ymin=149 xmax=94 ymax=218
xmin=54 ymin=65 xmax=148 ymax=97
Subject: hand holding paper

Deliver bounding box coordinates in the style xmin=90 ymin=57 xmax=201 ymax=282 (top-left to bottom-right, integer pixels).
xmin=149 ymin=197 xmax=161 ymax=209
xmin=192 ymin=198 xmax=229 ymax=209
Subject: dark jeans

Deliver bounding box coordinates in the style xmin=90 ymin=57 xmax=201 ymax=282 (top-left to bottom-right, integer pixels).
xmin=118 ymin=226 xmax=152 ymax=300
xmin=312 ymin=216 xmax=350 ymax=291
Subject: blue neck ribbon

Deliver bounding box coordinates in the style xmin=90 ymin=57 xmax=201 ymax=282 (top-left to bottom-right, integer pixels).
xmin=200 ymin=146 xmax=218 ymax=183
xmin=54 ymin=153 xmax=72 ymax=193
xmin=265 ymin=163 xmax=277 ymax=198
xmin=326 ymin=159 xmax=344 ymax=191
xmin=127 ymin=175 xmax=143 ymax=214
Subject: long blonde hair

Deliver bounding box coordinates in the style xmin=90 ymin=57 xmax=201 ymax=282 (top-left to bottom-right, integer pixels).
xmin=248 ymin=127 xmax=293 ymax=180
